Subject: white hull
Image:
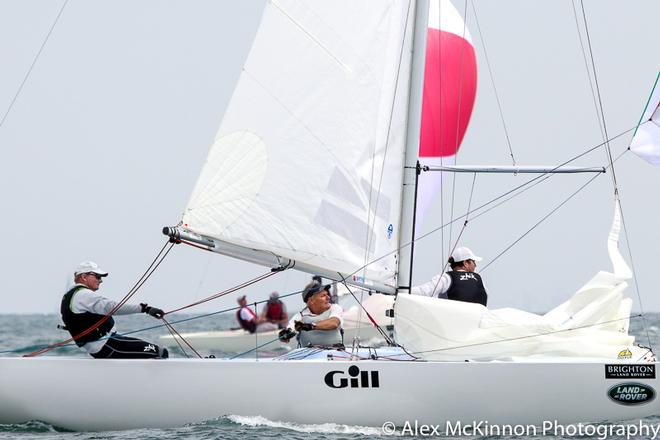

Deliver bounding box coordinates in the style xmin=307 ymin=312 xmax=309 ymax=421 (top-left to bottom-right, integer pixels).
xmin=1 ymin=354 xmax=658 ymax=431
xmin=159 ymin=325 xmax=389 ymax=353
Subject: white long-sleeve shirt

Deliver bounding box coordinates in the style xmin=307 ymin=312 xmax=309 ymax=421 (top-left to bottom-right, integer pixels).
xmin=68 ymin=284 xmax=142 ymax=353
xmin=411 ymin=271 xmax=488 ymax=299
xmin=410 ymin=273 xmax=451 ymax=298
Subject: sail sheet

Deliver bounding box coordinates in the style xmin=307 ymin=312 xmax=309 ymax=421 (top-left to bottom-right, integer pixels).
xmin=182 ymin=1 xmax=417 ymax=282
xmin=631 ymin=72 xmax=660 ymax=166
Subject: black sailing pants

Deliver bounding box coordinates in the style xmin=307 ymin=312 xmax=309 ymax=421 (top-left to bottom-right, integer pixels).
xmin=90 ymin=334 xmax=168 ymax=359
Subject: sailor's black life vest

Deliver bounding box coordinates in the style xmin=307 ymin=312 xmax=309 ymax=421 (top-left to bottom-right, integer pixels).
xmin=60 ymin=285 xmax=115 ymax=346
xmin=236 ymin=308 xmax=257 ymax=333
xmin=445 ymin=271 xmax=488 ymax=306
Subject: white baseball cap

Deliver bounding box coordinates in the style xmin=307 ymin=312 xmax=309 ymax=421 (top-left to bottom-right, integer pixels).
xmin=451 ymin=247 xmax=482 ymax=263
xmin=74 ymin=261 xmax=109 ymax=277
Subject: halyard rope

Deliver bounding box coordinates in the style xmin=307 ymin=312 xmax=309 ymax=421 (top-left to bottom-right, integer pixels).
xmin=0 ymin=0 xmax=69 ymax=130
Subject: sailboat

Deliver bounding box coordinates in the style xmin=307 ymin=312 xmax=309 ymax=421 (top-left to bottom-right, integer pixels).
xmin=1 ymin=0 xmax=660 ymax=432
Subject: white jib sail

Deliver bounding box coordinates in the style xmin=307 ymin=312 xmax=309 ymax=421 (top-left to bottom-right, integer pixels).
xmin=182 ymin=1 xmax=418 ymax=283
xmin=631 ymin=72 xmax=660 ymax=166
xmin=394 ymin=201 xmax=638 ymax=361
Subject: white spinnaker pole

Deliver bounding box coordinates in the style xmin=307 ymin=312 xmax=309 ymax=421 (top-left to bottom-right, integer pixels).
xmin=398 ymin=0 xmax=429 ymax=293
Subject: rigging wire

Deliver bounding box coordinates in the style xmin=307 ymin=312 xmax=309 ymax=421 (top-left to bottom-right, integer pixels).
xmin=570 ymin=0 xmax=607 ymax=143
xmin=276 ymin=347 xmax=326 ymax=361
xmin=0 ymin=0 xmax=69 ymax=130
xmin=161 ymin=317 xmax=203 ymax=359
xmin=337 ymin=276 xmax=395 ymax=347
xmin=343 ymin=126 xmax=636 ymax=282
xmin=229 ymin=337 xmax=282 ymax=359
xmin=433 ymin=172 xmax=477 ymax=294
xmin=474 ymin=146 xmax=628 ymax=272
xmin=445 ymin=0 xmax=470 ymax=271
xmin=164 ymin=267 xmax=279 ymax=315
xmin=162 ymin=318 xmax=193 ymax=358
xmin=438 ymin=0 xmax=446 ymax=282
xmin=480 ymin=172 xmax=601 ymax=272
xmin=5 ymin=290 xmax=305 ymax=356
xmin=577 ymin=1 xmax=650 ymax=349
xmin=469 ymin=0 xmax=516 ymax=166
xmin=578 ymin=0 xmax=619 ymax=192
xmin=156 ymin=265 xmax=282 ymax=357
xmin=617 ymin=187 xmax=653 ymax=350
xmin=355 ymin=0 xmax=415 ymax=336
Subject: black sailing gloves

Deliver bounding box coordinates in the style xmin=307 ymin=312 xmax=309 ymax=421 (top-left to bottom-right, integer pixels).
xmin=278 ymin=328 xmax=296 ymax=342
xmin=294 ymin=321 xmax=314 ymax=332
xmin=140 ymin=303 xmax=165 ymax=319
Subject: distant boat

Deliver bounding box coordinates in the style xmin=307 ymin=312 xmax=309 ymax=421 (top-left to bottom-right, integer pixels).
xmin=159 ymin=292 xmax=395 ymax=353
xmin=1 ymin=0 xmax=659 ymax=432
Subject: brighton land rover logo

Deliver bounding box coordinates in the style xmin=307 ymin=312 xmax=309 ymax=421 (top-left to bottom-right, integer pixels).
xmin=605 ymin=364 xmax=656 ymax=379
xmin=608 ymin=383 xmax=655 ymax=405
xmin=324 ymin=365 xmax=380 ymax=389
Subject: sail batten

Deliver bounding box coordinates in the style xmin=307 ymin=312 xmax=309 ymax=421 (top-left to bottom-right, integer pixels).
xmin=183 ymin=1 xmax=418 ymax=283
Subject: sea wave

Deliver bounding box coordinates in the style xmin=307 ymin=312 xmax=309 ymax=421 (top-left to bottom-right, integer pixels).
xmin=0 ymin=420 xmax=67 ymax=434
xmin=227 ymin=414 xmax=384 ymax=436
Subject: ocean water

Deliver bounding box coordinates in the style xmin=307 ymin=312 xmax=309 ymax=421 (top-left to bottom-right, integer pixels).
xmin=1 ymin=312 xmax=660 ymax=439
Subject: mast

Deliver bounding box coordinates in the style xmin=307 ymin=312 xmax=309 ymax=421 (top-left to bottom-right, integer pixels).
xmin=397 ymin=0 xmax=429 ymax=293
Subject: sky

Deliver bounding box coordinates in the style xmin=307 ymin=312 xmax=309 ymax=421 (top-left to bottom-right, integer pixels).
xmin=0 ymin=0 xmax=658 ymax=317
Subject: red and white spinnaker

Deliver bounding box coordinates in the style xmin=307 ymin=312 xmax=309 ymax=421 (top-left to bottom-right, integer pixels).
xmin=416 ymin=0 xmax=477 ymax=234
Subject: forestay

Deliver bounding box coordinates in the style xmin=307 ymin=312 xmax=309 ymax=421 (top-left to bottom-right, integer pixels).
xmin=182 ymin=1 xmax=417 ymax=283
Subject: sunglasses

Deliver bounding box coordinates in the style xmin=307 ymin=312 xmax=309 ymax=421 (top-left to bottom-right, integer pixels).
xmin=86 ymin=273 xmax=103 ymax=280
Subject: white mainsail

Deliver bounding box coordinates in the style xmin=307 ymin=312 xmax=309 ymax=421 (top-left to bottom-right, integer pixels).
xmin=631 ymin=72 xmax=660 ymax=166
xmin=182 ymin=1 xmax=417 ymax=283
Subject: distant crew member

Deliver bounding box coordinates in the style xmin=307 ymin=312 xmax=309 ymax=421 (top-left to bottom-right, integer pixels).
xmin=279 ymin=282 xmax=343 ymax=347
xmin=260 ymin=291 xmax=289 ymax=329
xmin=60 ymin=261 xmax=168 ymax=359
xmin=411 ymin=247 xmax=488 ymax=306
xmin=236 ymin=295 xmax=278 ymax=333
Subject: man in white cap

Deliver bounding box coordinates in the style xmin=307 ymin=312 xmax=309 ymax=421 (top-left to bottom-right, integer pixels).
xmin=60 ymin=261 xmax=168 ymax=358
xmin=411 ymin=247 xmax=488 ymax=306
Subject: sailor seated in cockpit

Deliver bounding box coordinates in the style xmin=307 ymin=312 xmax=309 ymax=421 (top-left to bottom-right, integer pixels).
xmin=278 ymin=281 xmax=343 ymax=347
